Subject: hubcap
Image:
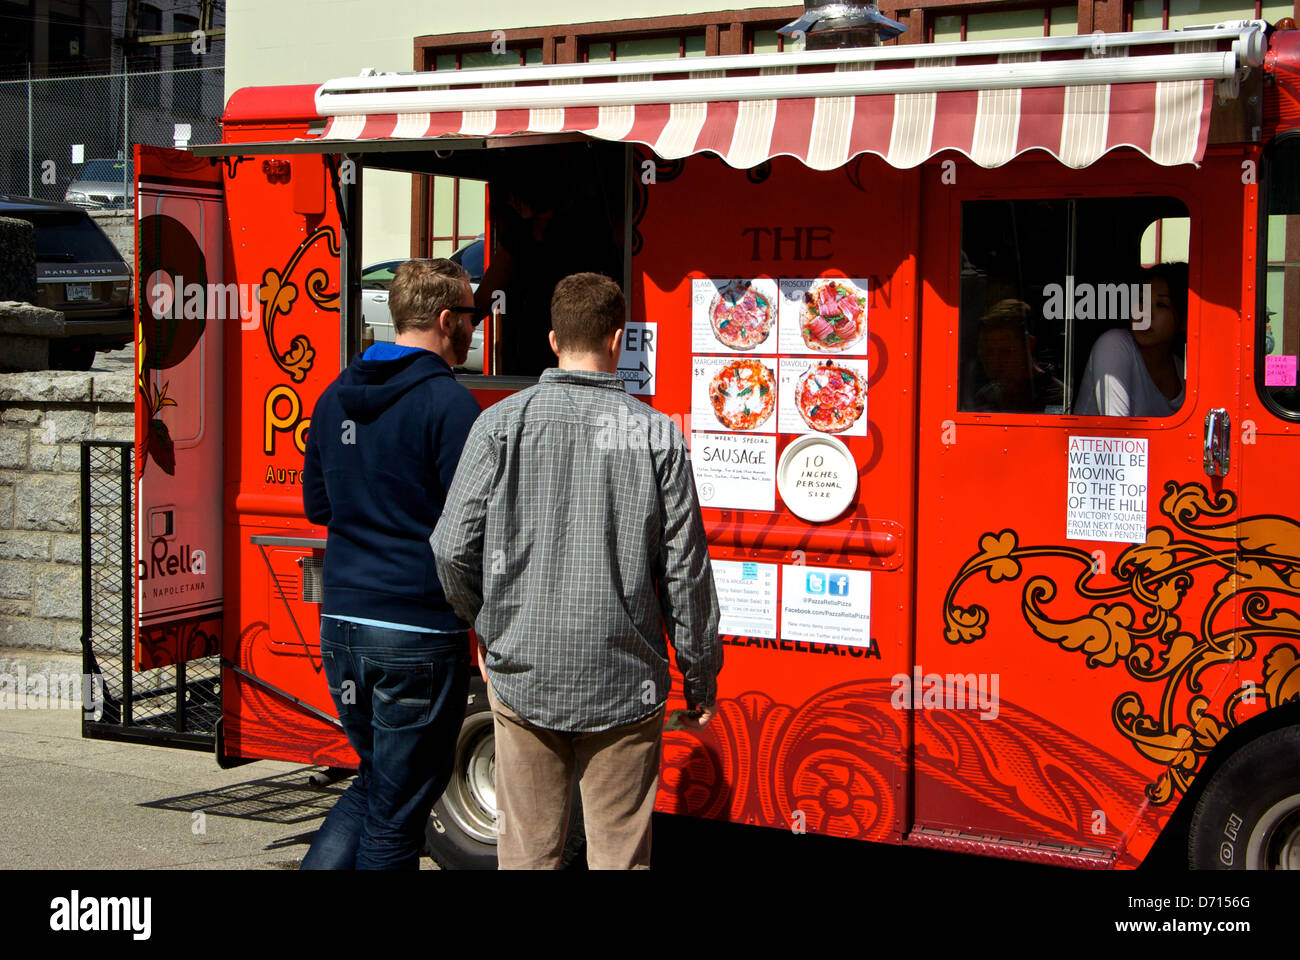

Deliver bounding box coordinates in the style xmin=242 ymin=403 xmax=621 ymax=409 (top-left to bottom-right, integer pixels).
xmin=441 ymin=713 xmax=498 ymax=845
xmin=1245 ymin=795 xmax=1300 ymax=869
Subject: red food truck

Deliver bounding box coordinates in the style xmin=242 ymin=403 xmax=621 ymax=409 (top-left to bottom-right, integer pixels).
xmin=82 ymin=14 xmax=1300 ymax=870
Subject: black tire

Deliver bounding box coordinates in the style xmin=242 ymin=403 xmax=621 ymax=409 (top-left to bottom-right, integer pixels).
xmin=424 ymin=675 xmax=586 ymax=869
xmin=1188 ymin=725 xmax=1300 ymax=869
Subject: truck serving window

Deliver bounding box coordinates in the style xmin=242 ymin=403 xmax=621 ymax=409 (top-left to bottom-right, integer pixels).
xmin=1262 ymin=136 xmax=1300 ymax=416
xmin=958 ymin=196 xmax=1190 ymax=417
xmin=476 ymin=142 xmax=628 ymax=377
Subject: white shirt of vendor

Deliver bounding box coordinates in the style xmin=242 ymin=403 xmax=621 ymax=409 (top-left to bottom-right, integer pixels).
xmin=1074 ymin=328 xmax=1185 ymax=417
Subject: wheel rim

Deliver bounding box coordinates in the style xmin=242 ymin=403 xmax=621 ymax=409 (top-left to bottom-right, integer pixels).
xmin=1245 ymin=794 xmax=1300 ymax=869
xmin=441 ymin=712 xmax=497 ymax=844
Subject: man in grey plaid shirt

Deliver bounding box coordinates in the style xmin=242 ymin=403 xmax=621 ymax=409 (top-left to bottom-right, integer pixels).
xmin=432 ymin=272 xmax=721 ymax=869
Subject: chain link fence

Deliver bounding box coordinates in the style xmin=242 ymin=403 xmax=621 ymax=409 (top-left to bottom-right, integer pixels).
xmin=0 ymin=64 xmax=223 ymax=206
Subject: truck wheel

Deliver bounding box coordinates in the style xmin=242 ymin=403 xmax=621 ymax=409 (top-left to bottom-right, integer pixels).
xmin=1188 ymin=726 xmax=1300 ymax=869
xmin=425 ymin=677 xmax=587 ymax=869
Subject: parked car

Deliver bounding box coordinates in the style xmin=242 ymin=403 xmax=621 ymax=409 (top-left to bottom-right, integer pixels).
xmin=361 ymin=239 xmax=485 ymax=372
xmin=0 ymin=195 xmax=132 ymax=370
xmin=64 ymin=158 xmax=134 ymax=209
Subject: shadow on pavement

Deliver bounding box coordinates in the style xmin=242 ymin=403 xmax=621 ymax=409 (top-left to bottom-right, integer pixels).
xmin=138 ymin=766 xmax=344 ymax=826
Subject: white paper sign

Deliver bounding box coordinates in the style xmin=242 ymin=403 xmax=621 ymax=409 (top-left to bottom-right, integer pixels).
xmin=691 ymin=432 xmax=776 ymax=511
xmin=776 ymin=434 xmax=858 ymax=522
xmin=71 ymin=144 xmax=84 ymax=164
xmin=780 ymin=564 xmax=872 ymax=648
xmin=617 ymin=321 xmax=657 ymax=395
xmin=778 ymin=278 xmax=869 ymax=356
xmin=713 ymin=560 xmax=778 ymax=639
xmin=1065 ymin=435 xmax=1150 ymax=543
xmin=691 ymin=355 xmax=777 ymax=434
xmin=777 ymin=357 xmax=868 ymax=436
xmin=691 ymin=278 xmax=779 ymax=355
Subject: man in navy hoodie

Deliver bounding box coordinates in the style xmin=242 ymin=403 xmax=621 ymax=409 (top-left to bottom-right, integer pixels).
xmin=300 ymin=258 xmax=481 ymax=870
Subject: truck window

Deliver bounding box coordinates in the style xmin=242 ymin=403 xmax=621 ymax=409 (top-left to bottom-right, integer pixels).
xmin=1262 ymin=136 xmax=1300 ymax=415
xmin=958 ymin=196 xmax=1190 ymax=416
xmin=477 ymin=142 xmax=628 ymax=377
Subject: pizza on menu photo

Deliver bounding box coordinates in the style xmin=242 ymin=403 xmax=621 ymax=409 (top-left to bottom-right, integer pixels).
xmin=778 ymin=278 xmax=870 ymax=355
xmin=692 ymin=278 xmax=779 ymax=354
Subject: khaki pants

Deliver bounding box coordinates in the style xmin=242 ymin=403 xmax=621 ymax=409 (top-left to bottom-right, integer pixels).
xmin=486 ymin=680 xmax=664 ymax=870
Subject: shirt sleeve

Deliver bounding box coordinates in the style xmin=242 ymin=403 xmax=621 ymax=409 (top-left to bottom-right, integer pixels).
xmin=654 ymin=434 xmax=723 ymax=710
xmin=432 ymin=418 xmax=496 ymax=628
xmin=1074 ymin=329 xmax=1135 ymax=417
xmin=301 ymin=411 xmax=331 ymax=526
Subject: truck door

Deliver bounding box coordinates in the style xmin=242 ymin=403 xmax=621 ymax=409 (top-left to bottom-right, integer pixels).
xmin=77 ymin=144 xmax=231 ymax=748
xmin=134 ymin=145 xmax=226 ymax=676
xmin=912 ymin=152 xmax=1244 ymax=864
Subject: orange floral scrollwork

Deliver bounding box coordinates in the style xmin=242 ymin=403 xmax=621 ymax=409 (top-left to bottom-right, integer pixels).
xmin=944 ymin=480 xmax=1300 ymax=804
xmin=259 ymin=226 xmax=340 ymax=383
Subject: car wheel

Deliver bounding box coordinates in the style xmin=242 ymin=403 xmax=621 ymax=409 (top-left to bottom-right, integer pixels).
xmin=1188 ymin=726 xmax=1300 ymax=869
xmin=424 ymin=676 xmax=586 ymax=869
xmin=48 ymin=342 xmax=96 ymax=371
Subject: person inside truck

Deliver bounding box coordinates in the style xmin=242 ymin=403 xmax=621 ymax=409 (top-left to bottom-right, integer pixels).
xmin=474 ymin=165 xmax=623 ymax=377
xmin=1073 ymin=262 xmax=1188 ymax=417
xmin=968 ymin=299 xmax=1064 ymax=413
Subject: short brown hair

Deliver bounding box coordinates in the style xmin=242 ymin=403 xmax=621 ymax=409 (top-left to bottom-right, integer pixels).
xmin=550 ymin=273 xmax=625 ymax=353
xmin=389 ymin=259 xmax=470 ymax=335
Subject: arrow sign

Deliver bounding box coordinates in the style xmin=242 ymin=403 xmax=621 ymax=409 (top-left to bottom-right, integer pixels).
xmin=617 ymin=360 xmax=652 ymax=390
xmin=617 ymin=321 xmax=657 ymax=396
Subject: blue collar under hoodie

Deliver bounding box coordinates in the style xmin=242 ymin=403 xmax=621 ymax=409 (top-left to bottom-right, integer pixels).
xmin=302 ymin=347 xmax=482 ymax=631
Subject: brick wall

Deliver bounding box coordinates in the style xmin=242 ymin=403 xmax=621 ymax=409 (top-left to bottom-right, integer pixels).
xmin=0 ymin=368 xmax=132 ymax=652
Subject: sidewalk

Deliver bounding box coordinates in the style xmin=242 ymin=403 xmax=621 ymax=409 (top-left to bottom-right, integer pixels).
xmin=0 ymin=647 xmax=439 ymax=869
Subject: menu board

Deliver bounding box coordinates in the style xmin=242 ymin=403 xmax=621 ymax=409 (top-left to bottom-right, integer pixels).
xmin=691 ymin=278 xmax=779 ymax=354
xmin=777 ymin=356 xmax=869 ymax=437
xmin=691 ymin=356 xmax=778 ymax=434
xmin=778 ymin=279 xmax=870 ymax=356
xmin=691 ymin=432 xmax=776 ymax=511
xmin=713 ymin=559 xmax=779 ymax=639
xmin=689 ymin=275 xmax=868 ymax=516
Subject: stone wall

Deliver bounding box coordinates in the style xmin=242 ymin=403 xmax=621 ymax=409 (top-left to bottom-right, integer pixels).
xmin=89 ymin=211 xmax=134 ymax=265
xmin=0 ymin=367 xmax=132 ymax=652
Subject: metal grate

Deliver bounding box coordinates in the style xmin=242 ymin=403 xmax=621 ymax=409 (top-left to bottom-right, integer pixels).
xmin=81 ymin=440 xmax=218 ymax=749
xmin=299 ymin=556 xmax=323 ymax=604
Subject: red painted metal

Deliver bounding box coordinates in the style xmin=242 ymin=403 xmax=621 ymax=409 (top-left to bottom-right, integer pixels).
xmin=127 ymin=31 xmax=1300 ymax=868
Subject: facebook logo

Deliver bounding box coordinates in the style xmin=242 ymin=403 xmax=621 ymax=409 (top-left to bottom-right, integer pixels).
xmin=805 ymin=572 xmax=826 ymax=594
xmin=828 ymin=574 xmax=850 ymax=596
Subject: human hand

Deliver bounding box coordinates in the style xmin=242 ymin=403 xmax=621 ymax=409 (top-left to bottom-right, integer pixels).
xmin=476 ymin=637 xmax=488 ymax=685
xmin=676 ymin=704 xmax=714 ymax=729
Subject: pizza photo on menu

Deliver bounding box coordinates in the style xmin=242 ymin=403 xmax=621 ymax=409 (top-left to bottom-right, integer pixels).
xmin=796 ymin=360 xmax=865 ymax=434
xmin=710 ymin=359 xmax=776 ymax=430
xmin=710 ymin=280 xmax=775 ymax=350
xmin=801 ymin=278 xmax=867 ymax=352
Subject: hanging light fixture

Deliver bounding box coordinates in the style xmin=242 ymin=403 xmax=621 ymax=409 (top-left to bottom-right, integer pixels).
xmin=778 ymin=1 xmax=908 ymax=49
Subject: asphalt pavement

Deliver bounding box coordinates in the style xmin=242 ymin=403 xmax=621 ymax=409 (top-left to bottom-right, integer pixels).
xmin=0 ymin=647 xmax=434 ymax=870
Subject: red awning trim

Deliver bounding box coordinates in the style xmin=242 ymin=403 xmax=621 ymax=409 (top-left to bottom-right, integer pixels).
xmin=304 ymin=26 xmax=1264 ymax=171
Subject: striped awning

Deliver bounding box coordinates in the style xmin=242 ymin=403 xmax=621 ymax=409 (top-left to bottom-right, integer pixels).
xmin=313 ymin=24 xmax=1266 ymax=171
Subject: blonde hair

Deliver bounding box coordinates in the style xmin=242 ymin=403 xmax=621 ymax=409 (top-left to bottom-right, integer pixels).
xmin=389 ymin=259 xmax=471 ymax=335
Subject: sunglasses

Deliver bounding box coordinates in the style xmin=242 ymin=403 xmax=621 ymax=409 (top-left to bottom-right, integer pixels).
xmin=444 ymin=305 xmax=484 ymax=325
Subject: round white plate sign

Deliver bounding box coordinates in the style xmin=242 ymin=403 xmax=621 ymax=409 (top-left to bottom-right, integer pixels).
xmin=776 ymin=434 xmax=858 ymax=523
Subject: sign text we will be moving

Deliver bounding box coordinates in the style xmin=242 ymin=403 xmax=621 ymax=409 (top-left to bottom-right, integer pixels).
xmin=1066 ymin=436 xmax=1150 ymax=544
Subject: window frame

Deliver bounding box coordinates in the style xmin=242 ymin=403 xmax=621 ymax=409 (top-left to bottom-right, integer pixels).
xmin=946 ymin=179 xmax=1199 ymax=427
xmin=1255 ymin=132 xmax=1300 ymax=423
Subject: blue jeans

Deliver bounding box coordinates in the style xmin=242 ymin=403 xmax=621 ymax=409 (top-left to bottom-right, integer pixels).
xmin=301 ymin=618 xmax=470 ymax=870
